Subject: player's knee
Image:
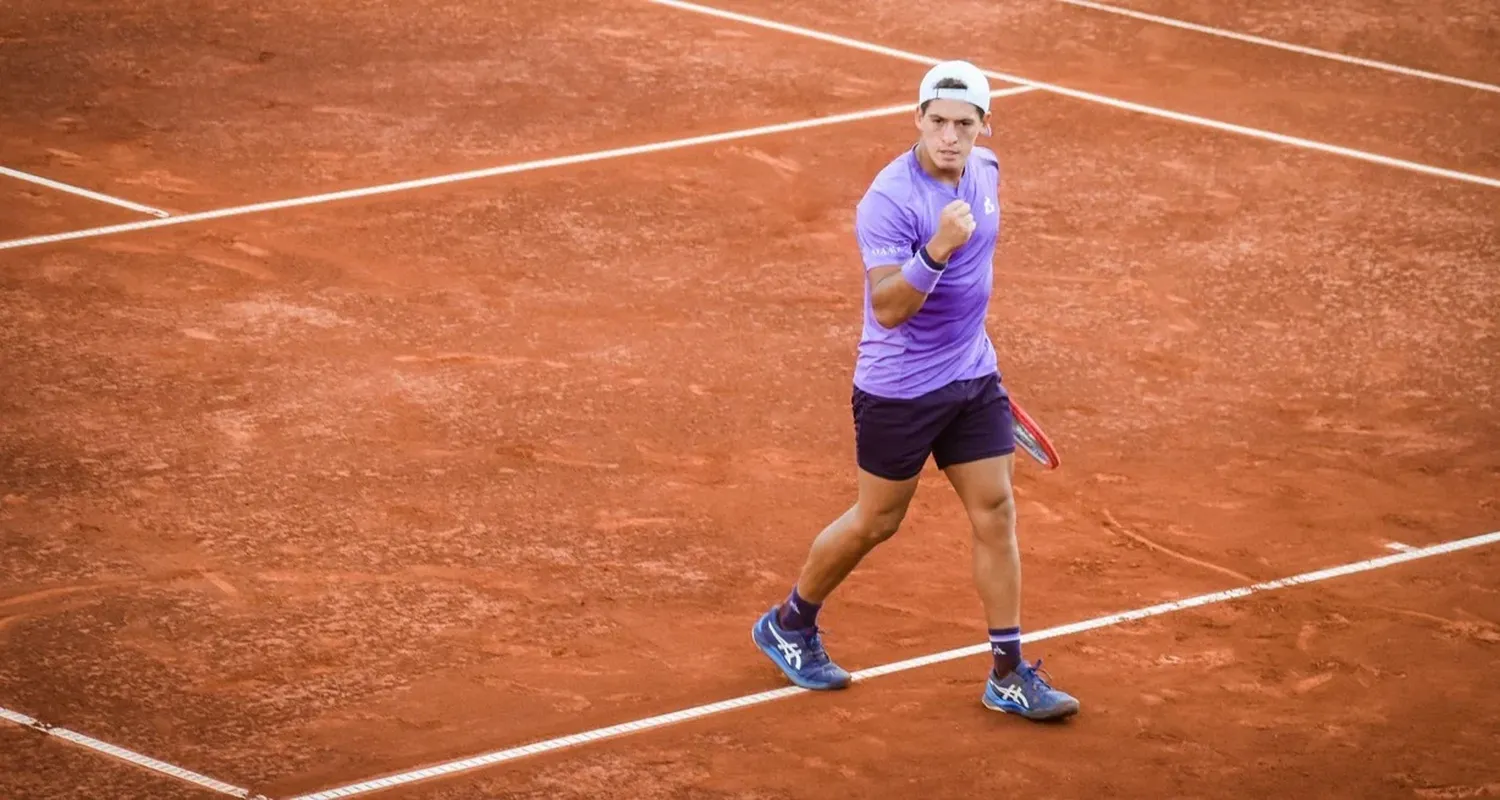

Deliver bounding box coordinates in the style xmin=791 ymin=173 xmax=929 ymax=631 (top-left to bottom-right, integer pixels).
xmin=854 ymin=507 xmax=905 ymax=546
xmin=967 ymin=489 xmax=1015 ymax=540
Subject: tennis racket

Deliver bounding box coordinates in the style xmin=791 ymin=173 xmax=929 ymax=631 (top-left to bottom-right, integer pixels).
xmin=1011 ymin=398 xmax=1061 ymax=470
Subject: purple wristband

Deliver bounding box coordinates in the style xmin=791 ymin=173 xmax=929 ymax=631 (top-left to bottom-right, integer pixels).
xmin=900 ymin=248 xmax=945 ymax=293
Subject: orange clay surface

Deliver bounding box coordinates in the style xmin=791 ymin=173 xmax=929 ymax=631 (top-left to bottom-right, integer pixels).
xmin=1 ymin=0 xmax=1496 ymax=798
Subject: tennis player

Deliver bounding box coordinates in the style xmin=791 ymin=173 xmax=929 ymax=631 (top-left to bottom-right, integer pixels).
xmin=752 ymin=61 xmax=1079 ymax=721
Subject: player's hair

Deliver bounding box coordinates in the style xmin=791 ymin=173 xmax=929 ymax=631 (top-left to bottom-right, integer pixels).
xmin=920 ymin=77 xmax=984 ymax=119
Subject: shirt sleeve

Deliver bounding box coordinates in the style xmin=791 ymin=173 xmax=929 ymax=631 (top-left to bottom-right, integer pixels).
xmin=854 ymin=190 xmax=919 ymax=270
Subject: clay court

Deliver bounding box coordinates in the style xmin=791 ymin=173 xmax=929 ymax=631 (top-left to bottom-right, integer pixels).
xmin=2 ymin=0 xmax=1498 ymax=797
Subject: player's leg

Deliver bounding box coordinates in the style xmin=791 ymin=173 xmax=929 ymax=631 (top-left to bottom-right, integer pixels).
xmin=752 ymin=385 xmax=945 ymax=690
xmin=934 ymin=379 xmax=1023 ymax=663
xmin=944 ymin=452 xmax=1021 ymax=635
xmin=935 ymin=374 xmax=1079 ymax=720
xmin=749 ymin=467 xmax=918 ymax=690
xmin=792 ymin=466 xmax=919 ymax=603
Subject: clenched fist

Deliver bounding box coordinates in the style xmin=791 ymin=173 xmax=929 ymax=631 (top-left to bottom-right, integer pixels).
xmin=927 ymin=199 xmax=976 ymax=263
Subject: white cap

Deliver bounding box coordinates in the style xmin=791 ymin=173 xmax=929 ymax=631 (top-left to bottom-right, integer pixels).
xmin=918 ymin=60 xmax=991 ymax=113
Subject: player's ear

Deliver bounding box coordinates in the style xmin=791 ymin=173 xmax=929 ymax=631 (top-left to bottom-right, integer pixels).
xmin=982 ymin=112 xmax=993 ymax=137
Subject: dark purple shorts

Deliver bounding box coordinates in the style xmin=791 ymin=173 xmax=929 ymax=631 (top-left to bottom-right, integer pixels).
xmin=851 ymin=372 xmax=1016 ymax=481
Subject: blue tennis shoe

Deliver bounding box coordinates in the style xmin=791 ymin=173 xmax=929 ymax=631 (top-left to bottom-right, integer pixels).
xmin=752 ymin=607 xmax=851 ymax=690
xmin=982 ymin=659 xmax=1080 ymax=721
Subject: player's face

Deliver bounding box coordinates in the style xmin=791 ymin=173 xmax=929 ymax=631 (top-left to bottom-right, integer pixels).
xmin=916 ymin=99 xmax=989 ymax=170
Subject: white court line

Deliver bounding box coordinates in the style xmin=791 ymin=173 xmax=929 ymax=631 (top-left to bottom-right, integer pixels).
xmin=289 ymin=529 xmax=1500 ymax=800
xmin=0 ymin=87 xmax=1036 ymax=254
xmin=648 ymin=0 xmax=1500 ymax=191
xmin=1056 ymin=0 xmax=1500 ymax=95
xmin=1386 ymin=541 xmax=1417 ymax=553
xmin=0 ymin=706 xmax=258 ymax=798
xmin=0 ymin=166 xmax=172 ymax=218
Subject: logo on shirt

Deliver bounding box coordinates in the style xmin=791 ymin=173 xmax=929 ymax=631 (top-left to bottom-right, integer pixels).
xmin=984 ymin=196 xmax=996 ymax=215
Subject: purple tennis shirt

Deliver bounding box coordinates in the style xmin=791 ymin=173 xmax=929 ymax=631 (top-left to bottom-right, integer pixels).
xmin=852 ymin=144 xmax=1002 ymax=400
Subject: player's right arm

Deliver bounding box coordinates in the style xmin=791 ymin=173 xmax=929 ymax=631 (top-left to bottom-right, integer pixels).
xmin=857 ymin=196 xmax=977 ymax=329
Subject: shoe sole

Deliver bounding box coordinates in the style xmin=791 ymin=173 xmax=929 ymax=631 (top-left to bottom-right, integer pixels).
xmin=982 ymin=694 xmax=1080 ymax=721
xmin=751 ymin=618 xmax=851 ymax=691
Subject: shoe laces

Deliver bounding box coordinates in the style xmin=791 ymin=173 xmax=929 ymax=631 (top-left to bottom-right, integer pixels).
xmin=1019 ymin=659 xmax=1057 ymax=692
xmin=800 ymin=626 xmax=833 ymax=666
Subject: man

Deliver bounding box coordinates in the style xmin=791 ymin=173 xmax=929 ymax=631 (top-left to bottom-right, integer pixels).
xmin=751 ymin=60 xmax=1079 ymax=721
